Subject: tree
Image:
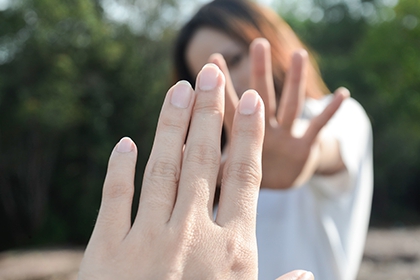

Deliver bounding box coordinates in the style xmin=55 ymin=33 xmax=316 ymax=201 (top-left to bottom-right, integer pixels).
xmin=287 ymin=0 xmax=420 ymax=225
xmin=0 ymin=0 xmax=175 ymax=250
xmin=350 ymin=0 xmax=420 ymax=224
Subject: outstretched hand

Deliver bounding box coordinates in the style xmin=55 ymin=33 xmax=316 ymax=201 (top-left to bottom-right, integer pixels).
xmin=78 ymin=64 xmax=314 ymax=279
xmin=211 ymin=38 xmax=348 ymax=189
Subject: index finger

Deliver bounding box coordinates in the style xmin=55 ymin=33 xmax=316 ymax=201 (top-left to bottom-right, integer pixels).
xmin=250 ymin=38 xmax=277 ymax=123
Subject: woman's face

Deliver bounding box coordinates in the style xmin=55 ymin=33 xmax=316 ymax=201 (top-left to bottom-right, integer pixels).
xmin=186 ymin=27 xmax=250 ymax=97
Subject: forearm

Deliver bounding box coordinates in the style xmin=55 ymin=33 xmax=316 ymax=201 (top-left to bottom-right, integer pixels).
xmin=315 ymin=129 xmax=345 ymax=175
xmin=293 ymin=131 xmax=345 ymax=186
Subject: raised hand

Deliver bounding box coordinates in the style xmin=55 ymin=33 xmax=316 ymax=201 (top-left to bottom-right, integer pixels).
xmin=79 ymin=64 xmax=268 ymax=279
xmin=211 ymin=38 xmax=348 ymax=190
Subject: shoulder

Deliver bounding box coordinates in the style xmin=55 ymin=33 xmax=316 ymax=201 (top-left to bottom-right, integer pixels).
xmin=336 ymin=97 xmax=370 ymax=122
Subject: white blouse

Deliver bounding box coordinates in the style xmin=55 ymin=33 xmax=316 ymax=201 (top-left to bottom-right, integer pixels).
xmin=256 ymin=96 xmax=373 ymax=280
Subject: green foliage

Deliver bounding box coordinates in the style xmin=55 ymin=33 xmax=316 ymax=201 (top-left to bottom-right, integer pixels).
xmin=289 ymin=0 xmax=420 ymax=225
xmin=351 ymin=0 xmax=420 ymax=224
xmin=0 ymin=0 xmax=174 ymax=250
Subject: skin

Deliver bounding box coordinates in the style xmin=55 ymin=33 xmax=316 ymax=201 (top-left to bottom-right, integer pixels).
xmin=78 ymin=64 xmax=315 ymax=280
xmin=187 ymin=27 xmax=347 ymax=190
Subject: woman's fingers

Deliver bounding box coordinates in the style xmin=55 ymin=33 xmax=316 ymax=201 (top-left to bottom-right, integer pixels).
xmin=93 ymin=137 xmax=138 ymax=245
xmin=209 ymin=53 xmax=239 ymax=140
xmin=304 ymin=87 xmax=350 ymax=143
xmin=171 ymin=63 xmax=225 ymax=221
xmin=277 ymin=50 xmax=308 ymax=131
xmin=216 ymin=90 xmax=264 ymax=229
xmin=250 ymin=38 xmax=277 ymax=123
xmin=135 ymin=81 xmax=195 ymax=225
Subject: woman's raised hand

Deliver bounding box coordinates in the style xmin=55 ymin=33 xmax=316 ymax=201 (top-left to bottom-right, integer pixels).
xmin=211 ymin=38 xmax=348 ymax=189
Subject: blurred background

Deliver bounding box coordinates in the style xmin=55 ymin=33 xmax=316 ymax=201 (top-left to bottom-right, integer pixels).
xmin=0 ymin=0 xmax=419 ymax=278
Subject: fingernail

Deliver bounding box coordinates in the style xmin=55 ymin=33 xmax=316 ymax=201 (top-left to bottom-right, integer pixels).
xmin=239 ymin=90 xmax=259 ymax=115
xmin=294 ymin=49 xmax=308 ymax=60
xmin=198 ymin=64 xmax=219 ymax=91
xmin=116 ymin=137 xmax=134 ymax=153
xmin=171 ymin=81 xmax=192 ymax=108
xmin=338 ymin=87 xmax=350 ymax=98
xmin=299 ymin=271 xmax=314 ymax=280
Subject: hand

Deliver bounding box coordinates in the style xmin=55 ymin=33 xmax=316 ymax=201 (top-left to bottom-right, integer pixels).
xmin=211 ymin=38 xmax=348 ymax=189
xmin=79 ymin=64 xmax=270 ymax=279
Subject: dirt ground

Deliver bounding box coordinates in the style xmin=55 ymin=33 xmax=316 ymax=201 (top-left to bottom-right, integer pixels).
xmin=357 ymin=227 xmax=420 ymax=280
xmin=0 ymin=227 xmax=419 ymax=280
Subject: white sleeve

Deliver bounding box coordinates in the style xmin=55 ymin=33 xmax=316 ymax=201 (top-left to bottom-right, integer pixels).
xmin=306 ymin=96 xmax=373 ymax=197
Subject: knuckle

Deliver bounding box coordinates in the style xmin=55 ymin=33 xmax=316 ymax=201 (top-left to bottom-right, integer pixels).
xmin=225 ymin=232 xmax=257 ymax=273
xmin=224 ymin=160 xmax=261 ymax=186
xmin=193 ymin=99 xmax=223 ymax=119
xmin=103 ymin=183 xmax=134 ymax=200
xmin=160 ymin=114 xmax=187 ymax=134
xmin=254 ymin=66 xmax=266 ymax=77
xmin=185 ymin=142 xmax=220 ymax=168
xmin=145 ymin=157 xmax=180 ymax=184
xmin=232 ymin=122 xmax=263 ymax=138
xmin=291 ymin=72 xmax=302 ymax=85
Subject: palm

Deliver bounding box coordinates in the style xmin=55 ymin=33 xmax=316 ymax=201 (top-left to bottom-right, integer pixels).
xmin=212 ymin=38 xmax=347 ymax=189
xmin=262 ymin=122 xmax=314 ymax=189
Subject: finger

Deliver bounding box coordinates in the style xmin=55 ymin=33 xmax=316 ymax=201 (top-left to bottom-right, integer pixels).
xmin=277 ymin=50 xmax=308 ymax=131
xmin=135 ymin=81 xmax=195 ymax=225
xmin=216 ymin=90 xmax=264 ymax=229
xmin=171 ymin=63 xmax=225 ymax=221
xmin=304 ymin=87 xmax=350 ymax=143
xmin=250 ymin=38 xmax=277 ymax=123
xmin=275 ymin=270 xmax=314 ymax=280
xmin=92 ymin=137 xmax=137 ymax=246
xmin=209 ymin=53 xmax=239 ymax=140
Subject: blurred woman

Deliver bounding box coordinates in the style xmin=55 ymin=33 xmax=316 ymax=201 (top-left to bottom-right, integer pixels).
xmin=172 ymin=0 xmax=373 ymax=280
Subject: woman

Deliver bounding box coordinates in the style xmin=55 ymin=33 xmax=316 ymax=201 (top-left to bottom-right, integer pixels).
xmin=173 ymin=0 xmax=373 ymax=280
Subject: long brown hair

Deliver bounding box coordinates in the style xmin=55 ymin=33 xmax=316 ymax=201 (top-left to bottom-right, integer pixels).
xmin=173 ymin=0 xmax=329 ymax=100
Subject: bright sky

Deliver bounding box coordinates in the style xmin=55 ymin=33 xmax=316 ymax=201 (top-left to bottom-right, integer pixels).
xmin=100 ymin=0 xmax=279 ymax=36
xmin=1 ymin=0 xmax=401 ymax=35
xmin=256 ymin=0 xmax=274 ymax=6
xmin=0 ymin=0 xmax=9 ymax=11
